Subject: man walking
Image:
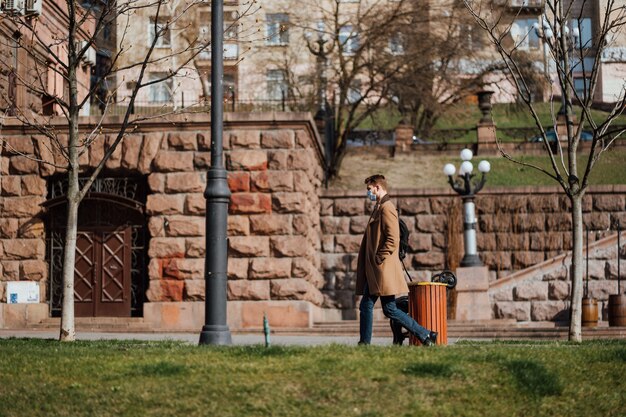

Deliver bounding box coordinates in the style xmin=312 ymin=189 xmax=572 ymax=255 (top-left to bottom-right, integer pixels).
xmin=356 ymin=174 xmax=437 ymax=346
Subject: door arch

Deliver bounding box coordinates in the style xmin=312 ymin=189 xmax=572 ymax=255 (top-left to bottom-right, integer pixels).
xmin=44 ymin=176 xmax=148 ymax=317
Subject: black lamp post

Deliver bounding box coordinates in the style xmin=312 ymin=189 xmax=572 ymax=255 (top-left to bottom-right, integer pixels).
xmin=444 ymin=149 xmax=491 ymax=267
xmin=199 ymin=0 xmax=232 ymax=345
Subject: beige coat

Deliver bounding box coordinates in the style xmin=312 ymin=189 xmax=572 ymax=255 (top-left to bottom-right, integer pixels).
xmin=355 ymin=195 xmax=409 ymax=296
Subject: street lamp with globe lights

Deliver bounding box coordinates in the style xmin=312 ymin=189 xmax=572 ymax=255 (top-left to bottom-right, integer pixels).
xmin=533 ymin=17 xmax=580 ymax=115
xmin=444 ymin=149 xmax=491 ymax=267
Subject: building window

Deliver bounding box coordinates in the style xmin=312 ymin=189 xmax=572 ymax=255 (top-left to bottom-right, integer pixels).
xmin=510 ymin=18 xmax=540 ymax=50
xmin=339 ymin=25 xmax=359 ymax=55
xmin=389 ymin=32 xmax=404 ymax=55
xmin=267 ymin=70 xmax=286 ymax=101
xmin=347 ymin=79 xmax=362 ymax=104
xmin=574 ymin=77 xmax=591 ymax=99
xmin=148 ymin=18 xmax=171 ymax=48
xmin=571 ymin=17 xmax=592 ymax=49
xmin=148 ymin=73 xmax=173 ymax=103
xmin=266 ymin=14 xmax=289 ymax=45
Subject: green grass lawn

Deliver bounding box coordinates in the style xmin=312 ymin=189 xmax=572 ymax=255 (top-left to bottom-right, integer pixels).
xmin=332 ymin=149 xmax=626 ymax=190
xmin=1 ymin=339 xmax=625 ymax=417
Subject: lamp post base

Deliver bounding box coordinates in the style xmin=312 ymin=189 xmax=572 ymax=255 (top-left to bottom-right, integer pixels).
xmin=199 ymin=325 xmax=232 ymax=345
xmin=460 ymin=254 xmax=483 ymax=267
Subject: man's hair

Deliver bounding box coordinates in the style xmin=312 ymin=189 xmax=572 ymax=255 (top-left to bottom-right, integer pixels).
xmin=364 ymin=174 xmax=388 ymax=190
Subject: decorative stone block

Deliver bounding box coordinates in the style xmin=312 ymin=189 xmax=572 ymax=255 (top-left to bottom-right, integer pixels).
xmin=267 ymin=150 xmax=288 ymax=170
xmin=146 ymin=280 xmax=185 ymax=302
xmin=137 ymin=134 xmax=163 ymax=173
xmin=1 ymin=176 xmax=21 ymax=196
xmin=228 ymin=172 xmax=250 ymax=192
xmin=249 ymin=258 xmax=292 ymax=279
xmin=512 ymin=251 xmax=545 ymax=268
xmin=121 ymin=134 xmax=143 ymax=171
xmin=411 ymin=252 xmax=445 ymax=268
xmin=154 ymin=151 xmax=194 ymax=172
xmin=147 ymin=173 xmax=166 ymax=193
xmin=20 ymin=260 xmax=47 ymax=281
xmin=1 ymin=239 xmax=45 ymax=260
xmin=548 ymin=281 xmax=570 ymax=300
xmin=513 ymin=282 xmax=548 ymax=301
xmin=272 ymin=192 xmax=306 ymax=213
xmin=104 ymin=135 xmax=123 ymax=170
xmin=292 ymin=215 xmax=311 ymax=235
xmin=146 ymin=194 xmax=184 ymax=215
xmin=249 ymin=214 xmax=291 ymax=235
xmin=531 ymin=301 xmax=567 ymax=321
xmin=148 ymin=238 xmax=186 ymax=258
xmin=398 ymin=198 xmax=430 ymax=215
xmin=168 ymin=132 xmax=198 ymax=151
xmin=197 ymin=132 xmax=211 ymax=151
xmin=271 ymin=236 xmax=308 ymax=257
xmin=320 ymin=199 xmax=333 ymax=216
xmin=334 ymin=199 xmax=365 ymax=216
xmin=410 ymin=233 xmax=432 ymax=252
xmin=229 ymin=236 xmax=270 ymax=257
xmin=20 ymin=175 xmax=46 ymax=196
xmin=19 ymin=218 xmax=44 ymax=239
xmin=230 ymin=130 xmax=261 ymax=148
xmin=184 ymin=279 xmax=205 ymax=301
xmin=228 ymin=150 xmax=267 ymax=171
xmin=185 ymin=193 xmax=206 ymax=215
xmin=415 ymin=215 xmax=446 ymax=233
xmin=321 ymin=217 xmax=350 ymax=234
xmin=10 ymin=156 xmax=39 ymax=174
xmin=228 ymin=280 xmax=270 ymax=300
xmin=228 ymin=215 xmax=250 ymax=236
xmin=228 ymin=258 xmax=250 ymax=280
xmin=0 ymin=219 xmax=18 ymax=238
xmin=334 ymin=235 xmax=362 ymax=253
xmin=270 ymin=278 xmax=323 ymax=305
xmin=230 ymin=193 xmax=272 ymax=214
xmin=162 ymin=258 xmax=204 ymax=280
xmin=1 ymin=261 xmax=19 ymax=281
xmin=593 ymin=195 xmax=625 ymax=211
xmin=166 ymin=172 xmax=205 ymax=193
xmin=165 ymin=216 xmax=205 ymax=237
xmin=494 ymin=301 xmax=531 ymax=321
xmin=4 ymin=136 xmax=34 ymax=155
xmin=261 ymin=130 xmax=295 ymax=148
xmin=185 ymin=237 xmax=204 ymax=258
xmin=292 ymin=171 xmax=314 ymax=194
xmin=33 ymin=136 xmax=55 ymax=176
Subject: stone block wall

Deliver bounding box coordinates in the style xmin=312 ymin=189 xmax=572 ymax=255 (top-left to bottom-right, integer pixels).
xmin=0 ymin=136 xmax=48 ymax=304
xmin=320 ymin=186 xmax=626 ymax=314
xmin=1 ymin=113 xmax=326 ymax=328
xmin=490 ymin=233 xmax=626 ymax=323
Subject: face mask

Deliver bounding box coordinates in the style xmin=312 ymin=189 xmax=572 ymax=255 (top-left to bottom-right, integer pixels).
xmin=367 ymin=189 xmax=377 ymax=201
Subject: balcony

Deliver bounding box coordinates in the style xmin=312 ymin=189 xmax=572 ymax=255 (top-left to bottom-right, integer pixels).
xmin=509 ymin=0 xmax=543 ymax=10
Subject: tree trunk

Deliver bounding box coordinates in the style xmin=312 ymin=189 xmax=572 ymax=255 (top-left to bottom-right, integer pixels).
xmin=60 ymin=171 xmax=79 ymax=342
xmin=569 ymin=194 xmax=584 ymax=342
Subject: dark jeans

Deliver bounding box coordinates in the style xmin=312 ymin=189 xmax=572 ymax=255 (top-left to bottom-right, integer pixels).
xmin=359 ymin=283 xmax=431 ymax=344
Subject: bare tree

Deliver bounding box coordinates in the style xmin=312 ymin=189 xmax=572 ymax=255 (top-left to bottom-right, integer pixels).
xmin=388 ymin=0 xmax=506 ymax=139
xmin=285 ymin=0 xmax=416 ymax=171
xmin=0 ymin=0 xmax=241 ymax=341
xmin=463 ymin=0 xmax=626 ymax=341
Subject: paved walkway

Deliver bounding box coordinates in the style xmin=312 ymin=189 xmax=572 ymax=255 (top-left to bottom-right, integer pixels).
xmin=0 ymin=330 xmax=398 ymax=346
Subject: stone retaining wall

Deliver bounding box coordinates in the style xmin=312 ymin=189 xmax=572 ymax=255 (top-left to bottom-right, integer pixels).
xmin=1 ymin=113 xmax=326 ymax=328
xmin=320 ymin=186 xmax=626 ymax=316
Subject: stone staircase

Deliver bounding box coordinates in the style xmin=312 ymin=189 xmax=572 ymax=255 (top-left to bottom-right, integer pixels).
xmin=309 ymin=320 xmax=626 ymax=340
xmin=24 ymin=317 xmax=626 ymax=340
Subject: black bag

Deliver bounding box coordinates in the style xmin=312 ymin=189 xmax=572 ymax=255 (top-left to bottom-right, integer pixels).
xmin=398 ymin=217 xmax=410 ymax=261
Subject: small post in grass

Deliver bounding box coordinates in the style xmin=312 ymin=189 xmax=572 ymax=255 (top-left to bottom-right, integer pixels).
xmin=263 ymin=313 xmax=271 ymax=348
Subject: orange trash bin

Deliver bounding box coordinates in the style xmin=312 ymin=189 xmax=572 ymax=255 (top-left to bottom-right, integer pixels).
xmin=408 ymin=282 xmax=447 ymax=346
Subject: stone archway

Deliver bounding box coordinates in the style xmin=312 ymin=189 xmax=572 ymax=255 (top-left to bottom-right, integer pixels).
xmin=44 ymin=176 xmax=148 ymax=317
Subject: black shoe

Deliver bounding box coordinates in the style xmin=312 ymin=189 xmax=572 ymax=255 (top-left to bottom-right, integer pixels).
xmin=422 ymin=331 xmax=438 ymax=346
xmin=358 ymin=341 xmax=369 ymax=346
